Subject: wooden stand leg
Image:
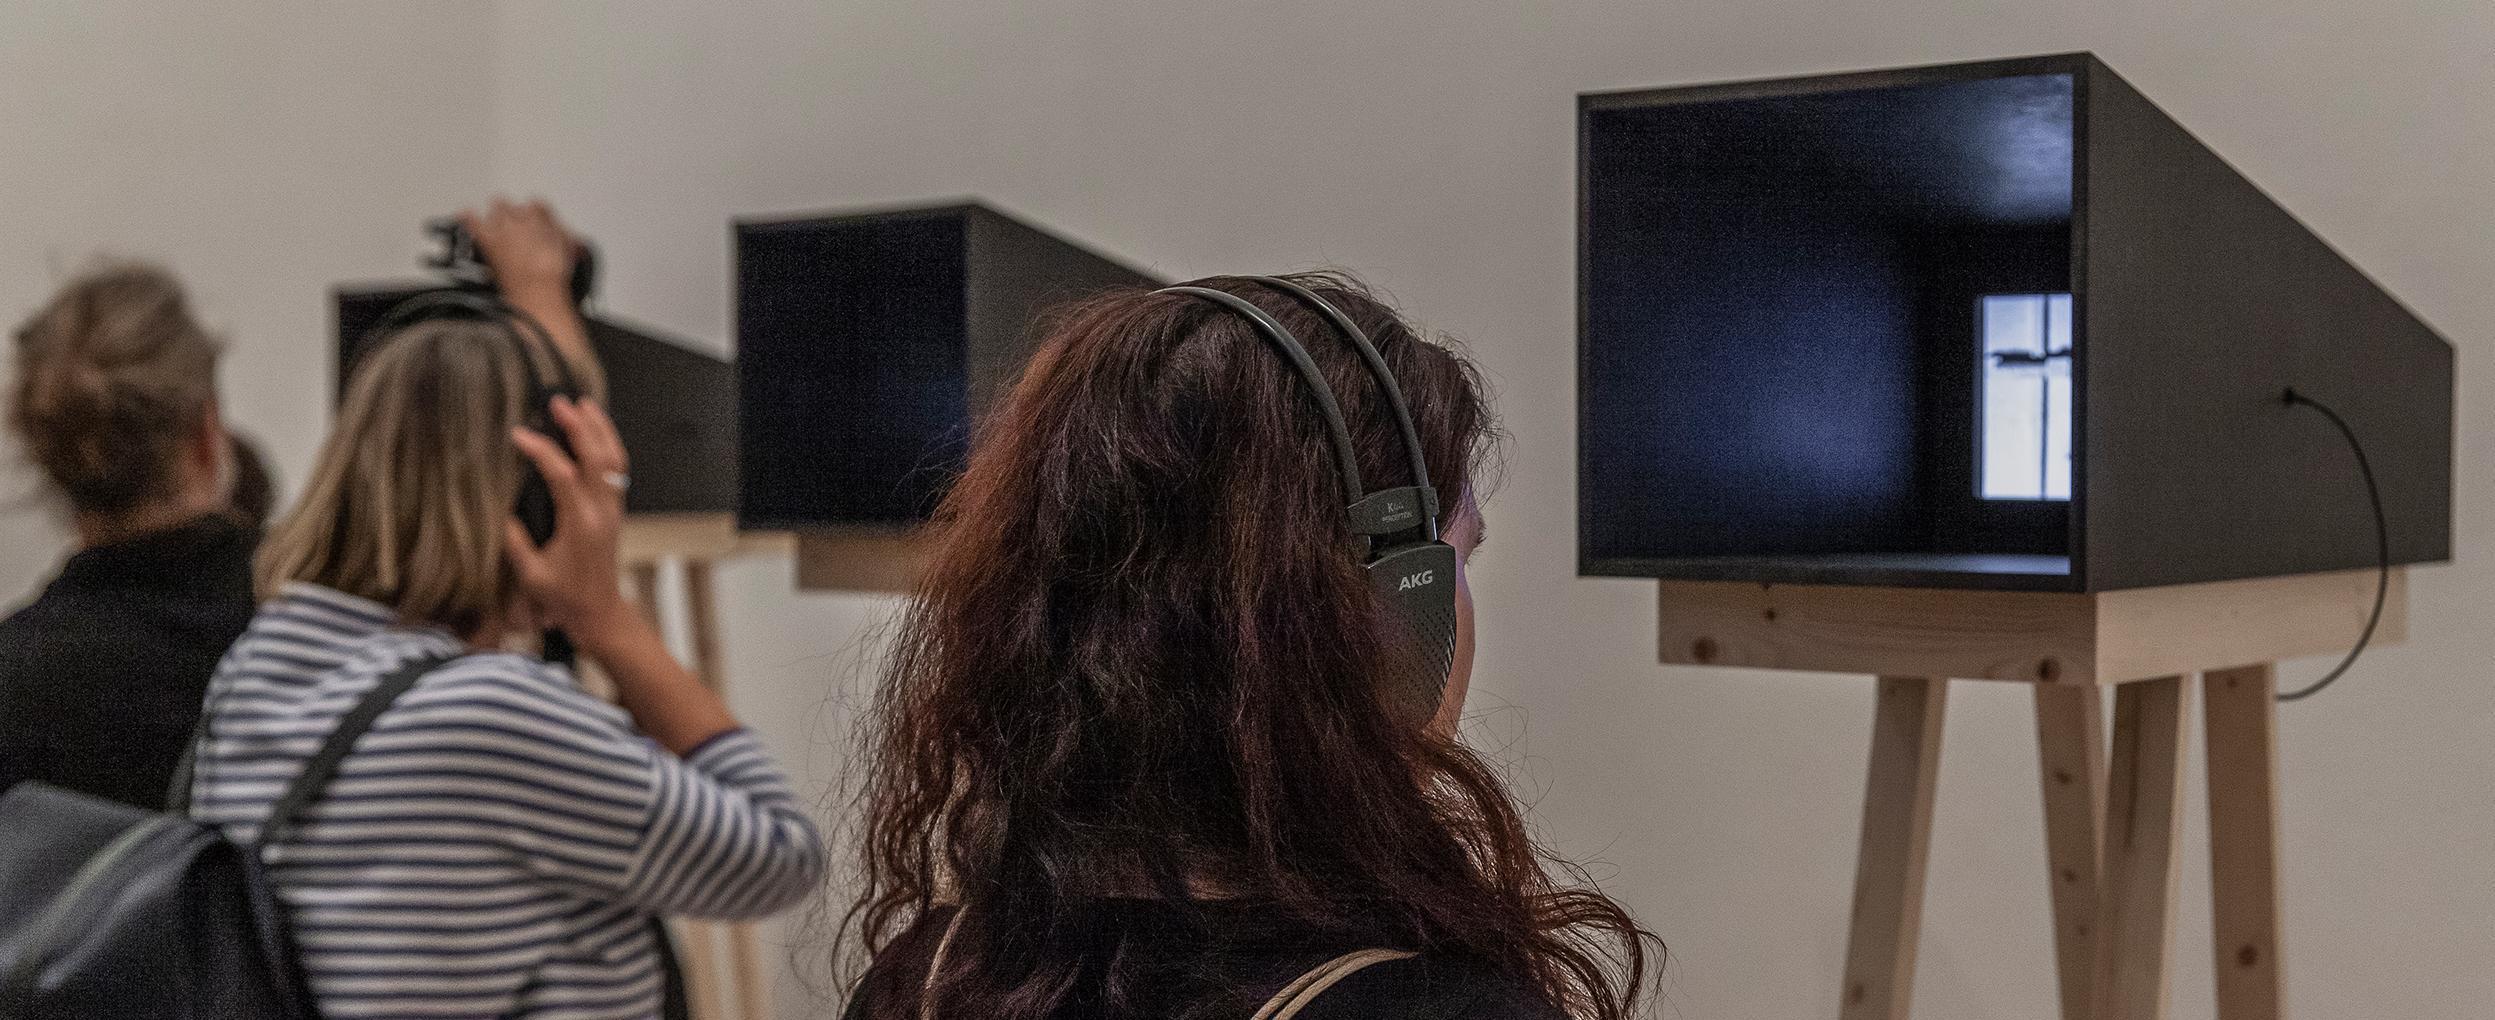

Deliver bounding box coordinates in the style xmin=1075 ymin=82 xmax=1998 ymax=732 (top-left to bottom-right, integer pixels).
xmin=671 ymin=919 xmax=730 ymax=1020
xmin=1842 ymin=676 xmax=1949 ymax=1020
xmin=629 ymin=561 xmax=664 ymax=625
xmin=2204 ymin=665 xmax=2283 ymax=1019
xmin=682 ymin=560 xmax=726 ymax=692
xmin=2035 ymin=684 xmax=2108 ymax=1020
xmin=677 ymin=558 xmax=774 ymax=1020
xmin=2092 ymin=676 xmax=2188 ymax=1020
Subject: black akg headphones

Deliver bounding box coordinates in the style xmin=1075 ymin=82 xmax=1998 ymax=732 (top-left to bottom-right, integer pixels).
xmin=360 ymin=290 xmax=586 ymax=665
xmin=1156 ymin=278 xmax=1462 ymax=714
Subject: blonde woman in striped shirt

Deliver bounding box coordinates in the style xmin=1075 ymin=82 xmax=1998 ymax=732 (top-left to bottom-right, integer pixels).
xmin=189 ymin=202 xmax=824 ymax=1019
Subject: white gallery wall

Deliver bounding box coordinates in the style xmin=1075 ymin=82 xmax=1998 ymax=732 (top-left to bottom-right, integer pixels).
xmin=1 ymin=2 xmax=2488 ymax=1018
xmin=0 ymin=2 xmax=498 ymax=593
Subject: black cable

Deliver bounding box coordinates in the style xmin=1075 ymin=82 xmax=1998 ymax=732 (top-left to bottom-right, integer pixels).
xmin=2277 ymin=388 xmax=2390 ymax=703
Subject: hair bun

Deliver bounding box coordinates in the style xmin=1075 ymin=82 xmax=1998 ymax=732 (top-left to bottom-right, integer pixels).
xmin=10 ymin=263 xmax=222 ymax=517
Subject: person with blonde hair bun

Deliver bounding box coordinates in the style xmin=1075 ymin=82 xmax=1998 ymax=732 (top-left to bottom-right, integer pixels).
xmin=0 ymin=263 xmax=254 ymax=810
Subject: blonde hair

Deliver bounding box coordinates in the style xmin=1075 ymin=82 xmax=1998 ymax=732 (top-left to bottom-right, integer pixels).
xmin=10 ymin=263 xmax=222 ymax=516
xmin=257 ymin=319 xmax=532 ymax=636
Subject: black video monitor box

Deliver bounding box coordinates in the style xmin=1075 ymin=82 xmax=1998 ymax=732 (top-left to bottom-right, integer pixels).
xmin=334 ymin=285 xmax=738 ymax=516
xmin=734 ymin=202 xmax=1159 ymax=530
xmin=1578 ymin=53 xmax=2453 ymax=592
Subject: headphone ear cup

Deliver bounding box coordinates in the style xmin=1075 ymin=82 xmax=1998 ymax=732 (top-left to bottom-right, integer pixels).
xmin=515 ymin=403 xmax=571 ymax=547
xmin=515 ymin=471 xmax=558 ymax=547
xmin=1367 ymin=541 xmax=1462 ymax=719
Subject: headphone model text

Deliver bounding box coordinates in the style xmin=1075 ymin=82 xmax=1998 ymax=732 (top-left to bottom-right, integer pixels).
xmin=1155 ymin=280 xmax=1461 ymax=717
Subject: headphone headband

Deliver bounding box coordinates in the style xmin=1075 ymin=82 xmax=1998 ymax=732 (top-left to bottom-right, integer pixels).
xmin=1156 ymin=281 xmax=1441 ymax=542
xmin=1157 ymin=285 xmax=1369 ymax=506
xmin=1245 ymin=277 xmax=1439 ymax=541
xmin=363 ymin=289 xmax=582 ymax=399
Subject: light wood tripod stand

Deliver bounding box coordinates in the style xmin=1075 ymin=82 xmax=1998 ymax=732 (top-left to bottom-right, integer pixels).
xmin=1656 ymin=567 xmax=2404 ymax=1020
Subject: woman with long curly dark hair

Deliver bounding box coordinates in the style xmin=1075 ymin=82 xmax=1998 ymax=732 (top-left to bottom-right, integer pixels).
xmin=839 ymin=274 xmax=1658 ymax=1020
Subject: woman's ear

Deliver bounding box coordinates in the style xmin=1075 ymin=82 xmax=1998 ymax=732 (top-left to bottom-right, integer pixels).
xmin=1427 ymin=492 xmax=1483 ymax=736
xmin=1428 ymin=555 xmax=1475 ymax=737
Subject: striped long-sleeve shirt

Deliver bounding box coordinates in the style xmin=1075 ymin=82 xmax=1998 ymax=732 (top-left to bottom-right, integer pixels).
xmin=189 ymin=582 xmax=826 ymax=1019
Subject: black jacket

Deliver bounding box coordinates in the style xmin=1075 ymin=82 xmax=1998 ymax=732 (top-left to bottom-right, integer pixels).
xmin=0 ymin=515 xmax=257 ymax=809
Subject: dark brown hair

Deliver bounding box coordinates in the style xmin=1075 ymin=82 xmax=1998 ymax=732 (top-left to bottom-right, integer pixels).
xmin=844 ymin=273 xmax=1657 ymax=1018
xmin=10 ymin=263 xmax=221 ymax=517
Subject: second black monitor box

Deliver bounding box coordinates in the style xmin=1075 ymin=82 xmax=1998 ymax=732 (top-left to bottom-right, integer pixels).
xmin=335 ymin=285 xmax=738 ymax=517
xmin=735 ymin=201 xmax=1159 ymax=530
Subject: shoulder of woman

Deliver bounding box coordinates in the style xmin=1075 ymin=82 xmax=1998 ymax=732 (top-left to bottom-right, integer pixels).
xmin=389 ymin=649 xmax=634 ymax=737
xmin=429 ymin=648 xmax=575 ymax=687
xmin=1305 ymin=951 xmax=1567 ymax=1020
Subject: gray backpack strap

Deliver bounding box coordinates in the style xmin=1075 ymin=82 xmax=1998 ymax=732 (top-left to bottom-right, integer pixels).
xmin=1252 ymin=948 xmax=1418 ymax=1020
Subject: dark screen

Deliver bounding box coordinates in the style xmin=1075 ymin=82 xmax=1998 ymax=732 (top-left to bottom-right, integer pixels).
xmin=1580 ymin=71 xmax=2076 ymax=585
xmin=735 ymin=210 xmax=970 ymax=527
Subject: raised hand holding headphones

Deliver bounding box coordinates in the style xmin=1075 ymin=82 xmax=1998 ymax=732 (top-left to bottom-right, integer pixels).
xmin=458 ymin=197 xmax=608 ymax=402
xmin=460 ymin=199 xmax=587 ymax=307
